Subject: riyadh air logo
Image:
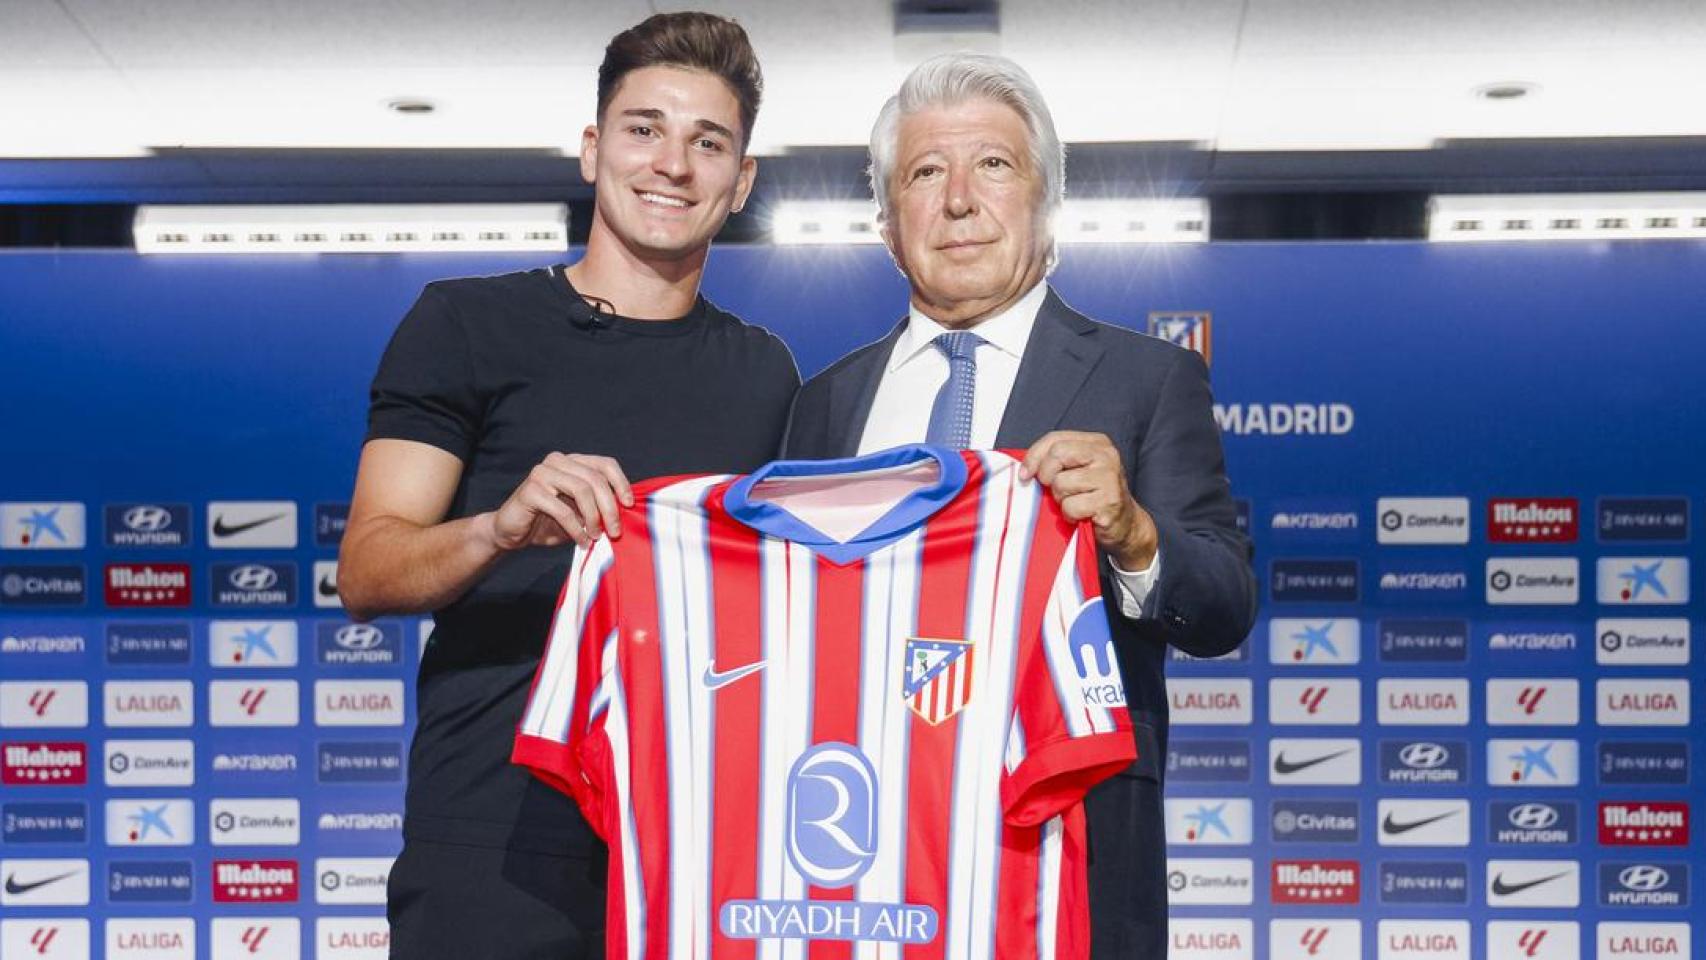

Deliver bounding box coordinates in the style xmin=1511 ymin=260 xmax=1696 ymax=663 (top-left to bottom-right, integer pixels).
xmin=902 ymin=637 xmax=976 ymax=724
xmin=1148 ymin=311 xmax=1212 ymax=363
xmin=1061 ymin=598 xmax=1126 ymax=709
xmin=1489 ymin=739 xmax=1579 ymax=786
xmin=1598 ymin=557 xmax=1689 ymax=605
xmin=786 ymin=744 xmax=877 ymax=887
xmin=1 ymin=504 xmax=86 ymax=550
xmin=1269 ymin=618 xmax=1360 ymax=665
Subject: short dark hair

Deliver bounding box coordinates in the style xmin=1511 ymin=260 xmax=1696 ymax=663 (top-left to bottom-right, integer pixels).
xmin=597 ymin=12 xmax=763 ymax=150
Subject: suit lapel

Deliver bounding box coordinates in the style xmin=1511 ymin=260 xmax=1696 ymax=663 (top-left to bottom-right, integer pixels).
xmin=825 ymin=319 xmax=907 ymax=457
xmin=995 ymin=287 xmax=1106 ymax=448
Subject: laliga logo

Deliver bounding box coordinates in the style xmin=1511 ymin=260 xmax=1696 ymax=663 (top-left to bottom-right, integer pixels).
xmin=230 ymin=565 xmax=279 ymax=591
xmin=335 ymin=625 xmax=384 ymax=650
xmin=785 ymin=742 xmax=877 ymax=888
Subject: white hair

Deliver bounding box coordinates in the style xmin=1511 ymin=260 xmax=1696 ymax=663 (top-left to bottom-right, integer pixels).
xmin=867 ymin=53 xmax=1066 ymax=227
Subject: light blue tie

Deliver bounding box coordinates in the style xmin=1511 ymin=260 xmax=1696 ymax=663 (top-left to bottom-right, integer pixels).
xmin=925 ymin=331 xmax=984 ymax=449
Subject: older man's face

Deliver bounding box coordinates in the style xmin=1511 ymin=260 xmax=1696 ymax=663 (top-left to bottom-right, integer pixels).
xmin=884 ymin=98 xmax=1050 ymax=328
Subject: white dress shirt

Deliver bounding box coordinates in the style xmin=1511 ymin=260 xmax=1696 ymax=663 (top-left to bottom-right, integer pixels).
xmin=856 ymin=282 xmax=1161 ymax=617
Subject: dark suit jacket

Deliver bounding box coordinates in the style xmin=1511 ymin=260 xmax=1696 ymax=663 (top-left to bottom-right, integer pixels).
xmin=783 ymin=286 xmax=1257 ymax=958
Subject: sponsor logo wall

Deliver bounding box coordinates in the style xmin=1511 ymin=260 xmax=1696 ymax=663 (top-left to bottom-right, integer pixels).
xmin=2 ymin=246 xmax=1700 ymax=956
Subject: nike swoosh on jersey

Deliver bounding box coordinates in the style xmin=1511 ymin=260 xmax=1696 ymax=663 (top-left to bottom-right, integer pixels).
xmin=4 ymin=870 xmax=79 ymax=896
xmin=212 ymin=513 xmax=287 ymax=538
xmin=1381 ymin=810 xmax=1459 ymax=835
xmin=703 ymin=660 xmax=766 ymax=690
xmin=1273 ymin=749 xmax=1353 ymax=775
xmin=1489 ymin=871 xmax=1570 ymax=897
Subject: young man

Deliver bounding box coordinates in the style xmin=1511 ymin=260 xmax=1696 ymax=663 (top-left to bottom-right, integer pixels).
xmin=338 ymin=13 xmax=798 ymax=957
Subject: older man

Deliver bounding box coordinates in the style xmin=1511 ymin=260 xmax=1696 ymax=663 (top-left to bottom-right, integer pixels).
xmin=783 ymin=53 xmax=1256 ymax=957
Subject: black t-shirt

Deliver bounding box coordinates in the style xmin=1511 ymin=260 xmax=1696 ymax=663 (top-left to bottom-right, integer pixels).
xmin=366 ymin=265 xmax=798 ymax=851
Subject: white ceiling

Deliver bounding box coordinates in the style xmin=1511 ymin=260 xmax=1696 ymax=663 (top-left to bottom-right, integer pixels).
xmin=3 ymin=0 xmax=1704 ymax=158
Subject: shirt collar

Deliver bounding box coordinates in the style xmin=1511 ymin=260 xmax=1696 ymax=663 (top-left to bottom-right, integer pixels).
xmin=888 ymin=281 xmax=1049 ymax=373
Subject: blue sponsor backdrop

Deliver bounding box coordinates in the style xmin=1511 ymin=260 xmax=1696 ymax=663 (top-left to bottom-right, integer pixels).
xmin=1 ymin=241 xmax=1702 ymax=958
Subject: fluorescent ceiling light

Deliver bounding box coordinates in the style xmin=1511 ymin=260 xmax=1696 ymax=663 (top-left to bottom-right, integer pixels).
xmin=1056 ymin=199 xmax=1208 ymax=244
xmin=133 ymin=204 xmax=569 ymax=254
xmin=769 ymin=201 xmax=884 ymax=245
xmin=769 ymin=197 xmax=1209 ymax=246
xmin=1429 ymin=193 xmax=1706 ymax=242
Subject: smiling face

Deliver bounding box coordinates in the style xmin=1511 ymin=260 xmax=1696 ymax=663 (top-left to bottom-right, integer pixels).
xmin=882 ymin=98 xmax=1051 ymax=328
xmin=581 ymin=65 xmax=757 ymax=264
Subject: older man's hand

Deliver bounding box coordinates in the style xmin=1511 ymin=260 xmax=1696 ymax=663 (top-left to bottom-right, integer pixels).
xmin=1020 ymin=430 xmax=1159 ymax=571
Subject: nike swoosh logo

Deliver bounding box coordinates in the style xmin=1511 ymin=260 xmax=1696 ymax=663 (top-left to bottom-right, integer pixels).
xmin=703 ymin=660 xmax=766 ymax=690
xmin=1273 ymin=749 xmax=1353 ymax=775
xmin=318 ymin=575 xmax=339 ymax=597
xmin=1490 ymin=871 xmax=1570 ymax=897
xmin=4 ymin=870 xmax=79 ymax=896
xmin=212 ymin=513 xmax=286 ymax=538
xmin=1382 ymin=810 xmax=1459 ymax=835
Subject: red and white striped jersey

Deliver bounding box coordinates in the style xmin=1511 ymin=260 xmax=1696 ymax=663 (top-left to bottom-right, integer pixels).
xmin=513 ymin=445 xmax=1135 ymax=960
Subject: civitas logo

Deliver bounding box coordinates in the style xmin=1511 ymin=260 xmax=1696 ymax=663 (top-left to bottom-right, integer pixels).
xmin=211 ymin=859 xmax=299 ymax=903
xmin=1270 ymin=860 xmax=1360 ymax=904
xmin=1 ymin=741 xmax=88 ymax=784
xmin=1377 ymin=920 xmax=1470 ymax=959
xmin=1270 ymin=920 xmax=1361 ymax=959
xmin=1167 ymin=919 xmax=1252 ymax=959
xmin=1488 ymin=498 xmax=1580 ymax=543
xmin=0 ymin=566 xmax=86 ymax=606
xmin=1486 ymin=922 xmax=1580 ymax=960
xmin=1599 ymin=803 xmax=1689 ymax=846
xmin=1596 ymin=922 xmax=1691 ymax=959
xmin=104 ymin=563 xmax=192 ymax=608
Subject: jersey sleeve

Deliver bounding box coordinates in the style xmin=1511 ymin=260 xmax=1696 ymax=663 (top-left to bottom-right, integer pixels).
xmin=511 ymin=535 xmax=620 ymax=836
xmin=1000 ymin=525 xmax=1138 ymax=828
xmin=365 ymin=284 xmax=482 ymax=460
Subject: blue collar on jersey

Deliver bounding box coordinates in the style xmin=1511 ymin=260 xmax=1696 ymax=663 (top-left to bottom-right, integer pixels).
xmin=723 ymin=444 xmax=969 ymax=564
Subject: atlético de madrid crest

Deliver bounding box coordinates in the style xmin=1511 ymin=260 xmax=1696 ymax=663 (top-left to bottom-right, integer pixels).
xmin=903 ymin=637 xmax=976 ymax=724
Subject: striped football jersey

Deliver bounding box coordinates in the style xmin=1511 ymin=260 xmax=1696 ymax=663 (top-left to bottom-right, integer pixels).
xmin=513 ymin=444 xmax=1135 ymax=960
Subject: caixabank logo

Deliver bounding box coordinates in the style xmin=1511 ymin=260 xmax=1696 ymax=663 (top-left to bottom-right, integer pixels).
xmin=1269 ymin=618 xmax=1360 ymax=665
xmin=1488 ymin=739 xmax=1579 ymax=787
xmin=1271 ymin=859 xmax=1360 ymax=904
xmin=1164 ymin=798 xmax=1253 ymax=846
xmin=1597 ymin=557 xmax=1690 ymax=605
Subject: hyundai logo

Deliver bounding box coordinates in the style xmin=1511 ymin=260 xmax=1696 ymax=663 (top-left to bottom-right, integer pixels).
xmin=1508 ymin=803 xmax=1560 ymax=830
xmin=1399 ymin=742 xmax=1449 ymax=769
xmin=335 ymin=624 xmax=384 ymax=650
xmin=229 ymin=565 xmax=279 ymax=591
xmin=1618 ymin=865 xmax=1670 ymax=892
xmin=123 ymin=505 xmax=172 ymax=532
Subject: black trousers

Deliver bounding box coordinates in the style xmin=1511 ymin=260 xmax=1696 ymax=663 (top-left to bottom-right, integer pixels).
xmin=388 ymin=838 xmax=607 ymax=960
xmin=1085 ymin=729 xmax=1168 ymax=958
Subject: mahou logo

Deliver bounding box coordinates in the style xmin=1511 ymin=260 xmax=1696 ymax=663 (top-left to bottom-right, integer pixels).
xmin=211 ymin=859 xmax=299 ymax=903
xmin=104 ymin=563 xmax=192 ymax=607
xmin=1 ymin=740 xmax=87 ymax=784
xmin=1271 ymin=859 xmax=1360 ymax=904
xmin=1488 ymin=498 xmax=1579 ymax=543
xmin=1599 ymin=803 xmax=1689 ymax=846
